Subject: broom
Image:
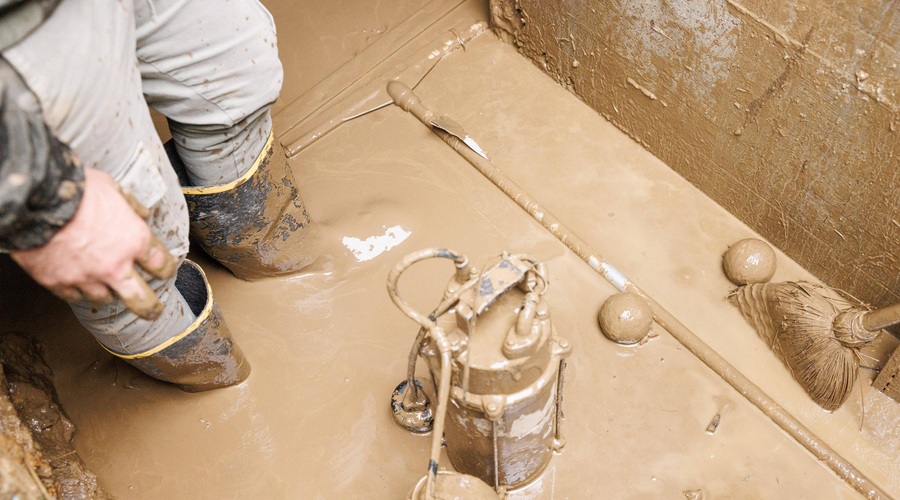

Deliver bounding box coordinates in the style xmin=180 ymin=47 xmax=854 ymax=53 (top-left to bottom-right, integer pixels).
xmin=731 ymin=281 xmax=900 ymax=411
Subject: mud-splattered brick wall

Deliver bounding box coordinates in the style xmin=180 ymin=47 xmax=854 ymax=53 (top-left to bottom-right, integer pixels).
xmin=490 ymin=0 xmax=898 ymax=307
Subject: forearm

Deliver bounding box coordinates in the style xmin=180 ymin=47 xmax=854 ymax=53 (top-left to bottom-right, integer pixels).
xmin=0 ymin=57 xmax=83 ymax=251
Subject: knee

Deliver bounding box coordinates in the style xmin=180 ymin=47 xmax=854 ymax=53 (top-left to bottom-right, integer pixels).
xmin=138 ymin=0 xmax=284 ymax=128
xmin=220 ymin=6 xmax=284 ymax=123
xmin=236 ymin=30 xmax=284 ymax=115
xmin=184 ymin=3 xmax=284 ymax=128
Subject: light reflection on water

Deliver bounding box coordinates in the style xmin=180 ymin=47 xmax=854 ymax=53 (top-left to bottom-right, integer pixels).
xmin=341 ymin=224 xmax=412 ymax=262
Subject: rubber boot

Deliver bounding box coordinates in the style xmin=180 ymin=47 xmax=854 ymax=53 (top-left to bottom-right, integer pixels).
xmin=114 ymin=260 xmax=251 ymax=392
xmin=166 ymin=132 xmax=315 ymax=280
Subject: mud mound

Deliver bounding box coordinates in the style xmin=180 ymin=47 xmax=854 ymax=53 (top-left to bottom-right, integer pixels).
xmin=0 ymin=332 xmax=110 ymax=499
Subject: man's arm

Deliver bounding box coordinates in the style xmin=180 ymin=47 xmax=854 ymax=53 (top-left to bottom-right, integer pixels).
xmin=0 ymin=57 xmax=82 ymax=250
xmin=1 ymin=59 xmax=177 ymax=319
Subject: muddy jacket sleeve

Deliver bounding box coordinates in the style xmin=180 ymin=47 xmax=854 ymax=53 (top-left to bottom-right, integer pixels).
xmin=0 ymin=58 xmax=83 ymax=251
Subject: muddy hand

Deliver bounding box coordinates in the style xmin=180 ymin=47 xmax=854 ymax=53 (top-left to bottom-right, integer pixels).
xmin=110 ymin=230 xmax=178 ymax=320
xmin=11 ymin=168 xmax=177 ymax=320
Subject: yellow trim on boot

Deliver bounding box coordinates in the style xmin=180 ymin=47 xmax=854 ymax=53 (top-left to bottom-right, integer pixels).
xmin=99 ymin=262 xmax=215 ymax=360
xmin=181 ymin=131 xmax=276 ymax=195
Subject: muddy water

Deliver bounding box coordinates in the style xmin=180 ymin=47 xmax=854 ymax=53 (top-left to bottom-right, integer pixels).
xmin=0 ymin=14 xmax=893 ymax=500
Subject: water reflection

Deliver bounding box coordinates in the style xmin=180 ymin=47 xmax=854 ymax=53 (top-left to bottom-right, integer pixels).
xmin=341 ymin=225 xmax=412 ymax=262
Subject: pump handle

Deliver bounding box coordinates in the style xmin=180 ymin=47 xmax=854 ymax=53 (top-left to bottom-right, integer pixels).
xmin=386 ymin=248 xmax=472 ymax=330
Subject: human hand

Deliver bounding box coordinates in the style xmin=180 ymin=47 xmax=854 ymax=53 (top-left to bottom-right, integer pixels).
xmin=11 ymin=167 xmax=177 ymax=320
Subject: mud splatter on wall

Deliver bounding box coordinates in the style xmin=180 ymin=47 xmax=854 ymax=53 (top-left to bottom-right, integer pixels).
xmin=490 ymin=0 xmax=899 ymax=307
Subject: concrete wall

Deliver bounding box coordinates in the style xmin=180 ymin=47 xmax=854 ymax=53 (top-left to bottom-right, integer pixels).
xmin=490 ymin=0 xmax=898 ymax=308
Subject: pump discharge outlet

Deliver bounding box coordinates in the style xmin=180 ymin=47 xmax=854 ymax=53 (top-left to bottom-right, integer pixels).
xmin=388 ymin=249 xmax=572 ymax=496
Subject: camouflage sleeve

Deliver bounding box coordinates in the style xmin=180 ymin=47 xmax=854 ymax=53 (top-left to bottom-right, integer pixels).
xmin=0 ymin=58 xmax=84 ymax=251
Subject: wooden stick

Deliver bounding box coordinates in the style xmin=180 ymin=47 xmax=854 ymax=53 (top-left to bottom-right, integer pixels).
xmin=863 ymin=303 xmax=900 ymax=332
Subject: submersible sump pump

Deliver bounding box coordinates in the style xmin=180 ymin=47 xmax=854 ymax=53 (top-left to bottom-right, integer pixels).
xmin=387 ymin=249 xmax=571 ymax=498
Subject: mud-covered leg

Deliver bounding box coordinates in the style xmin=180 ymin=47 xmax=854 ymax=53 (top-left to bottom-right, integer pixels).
xmin=116 ymin=260 xmax=251 ymax=392
xmin=136 ymin=0 xmax=317 ymax=279
xmin=166 ymin=134 xmax=316 ymax=279
xmin=70 ymin=168 xmax=251 ymax=392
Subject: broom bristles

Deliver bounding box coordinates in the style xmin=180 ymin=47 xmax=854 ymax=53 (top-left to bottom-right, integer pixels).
xmin=731 ymin=282 xmax=865 ymax=411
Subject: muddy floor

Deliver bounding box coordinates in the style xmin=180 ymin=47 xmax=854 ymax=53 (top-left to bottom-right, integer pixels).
xmin=2 ymin=0 xmax=900 ymax=498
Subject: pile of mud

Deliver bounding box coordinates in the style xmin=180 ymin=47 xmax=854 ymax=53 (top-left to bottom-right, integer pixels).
xmin=0 ymin=332 xmax=109 ymax=499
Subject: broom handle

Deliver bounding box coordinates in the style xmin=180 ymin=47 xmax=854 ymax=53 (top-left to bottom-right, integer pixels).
xmin=864 ymin=303 xmax=900 ymax=332
xmin=387 ymin=81 xmax=890 ymax=499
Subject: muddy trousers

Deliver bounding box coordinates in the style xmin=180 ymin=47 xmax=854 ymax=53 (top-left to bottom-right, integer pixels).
xmin=1 ymin=0 xmax=282 ymax=359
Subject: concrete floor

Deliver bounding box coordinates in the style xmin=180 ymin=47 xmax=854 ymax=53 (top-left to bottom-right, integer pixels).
xmin=2 ymin=0 xmax=899 ymax=498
